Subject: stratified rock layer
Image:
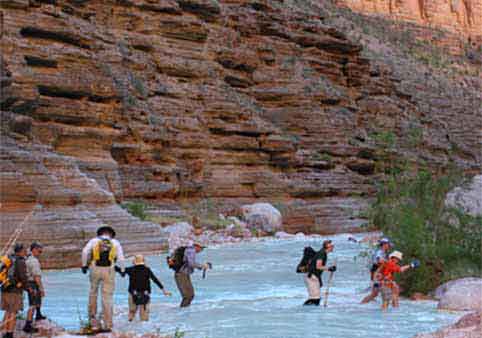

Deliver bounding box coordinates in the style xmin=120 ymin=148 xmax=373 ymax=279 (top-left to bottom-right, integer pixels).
xmin=1 ymin=0 xmax=481 ymax=267
xmin=335 ymin=0 xmax=482 ymax=52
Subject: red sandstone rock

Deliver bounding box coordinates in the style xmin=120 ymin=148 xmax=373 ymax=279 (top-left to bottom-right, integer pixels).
xmin=0 ymin=0 xmax=480 ymax=268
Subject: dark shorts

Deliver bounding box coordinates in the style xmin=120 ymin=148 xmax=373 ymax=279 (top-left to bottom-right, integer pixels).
xmin=27 ymin=282 xmax=41 ymax=307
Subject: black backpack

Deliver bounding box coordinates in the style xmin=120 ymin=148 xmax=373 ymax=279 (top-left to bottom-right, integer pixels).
xmin=166 ymin=246 xmax=186 ymax=272
xmin=296 ymin=246 xmax=317 ymax=273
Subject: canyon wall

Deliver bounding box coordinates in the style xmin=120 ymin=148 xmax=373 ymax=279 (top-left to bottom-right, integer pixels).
xmin=335 ymin=0 xmax=482 ymax=52
xmin=1 ymin=0 xmax=480 ymax=268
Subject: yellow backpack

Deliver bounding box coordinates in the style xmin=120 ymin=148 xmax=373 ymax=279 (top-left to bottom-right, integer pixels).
xmin=0 ymin=255 xmax=14 ymax=290
xmin=92 ymin=238 xmax=116 ymax=266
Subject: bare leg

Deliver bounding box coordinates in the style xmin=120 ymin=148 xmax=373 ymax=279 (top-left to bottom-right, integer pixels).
xmin=361 ymin=284 xmax=380 ymax=303
xmin=392 ymin=283 xmax=400 ymax=307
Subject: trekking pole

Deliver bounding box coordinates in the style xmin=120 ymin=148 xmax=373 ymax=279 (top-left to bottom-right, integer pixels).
xmin=323 ymin=259 xmax=337 ymax=307
xmin=0 ymin=205 xmax=39 ymax=256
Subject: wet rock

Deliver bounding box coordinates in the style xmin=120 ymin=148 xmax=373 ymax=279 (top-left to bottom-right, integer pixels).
xmin=436 ymin=278 xmax=482 ymax=311
xmin=413 ymin=311 xmax=481 ymax=338
xmin=275 ymin=231 xmax=295 ymax=239
xmin=445 ymin=175 xmax=482 ymax=217
xmin=165 ymin=222 xmax=194 ymax=253
xmin=410 ymin=292 xmax=433 ymax=301
xmin=241 ymin=203 xmax=282 ymax=233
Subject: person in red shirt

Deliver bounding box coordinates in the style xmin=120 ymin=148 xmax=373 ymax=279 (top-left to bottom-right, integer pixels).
xmin=375 ymin=251 xmax=419 ymax=310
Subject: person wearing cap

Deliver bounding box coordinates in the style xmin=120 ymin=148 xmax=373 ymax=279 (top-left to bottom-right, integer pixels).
xmin=304 ymin=240 xmax=337 ymax=306
xmin=1 ymin=243 xmax=28 ymax=338
xmin=23 ymin=242 xmax=46 ymax=334
xmin=175 ymin=242 xmax=210 ymax=308
xmin=377 ymin=250 xmax=420 ymax=310
xmin=81 ymin=225 xmax=125 ymax=332
xmin=115 ymin=255 xmax=171 ymax=321
xmin=361 ymin=237 xmax=392 ymax=304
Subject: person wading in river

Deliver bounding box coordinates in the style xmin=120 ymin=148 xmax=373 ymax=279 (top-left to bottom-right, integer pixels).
xmin=376 ymin=251 xmax=420 ymax=310
xmin=303 ymin=240 xmax=337 ymax=306
xmin=116 ymin=254 xmax=171 ymax=321
xmin=361 ymin=237 xmax=392 ymax=304
xmin=169 ymin=242 xmax=210 ymax=308
xmin=81 ymin=225 xmax=125 ymax=333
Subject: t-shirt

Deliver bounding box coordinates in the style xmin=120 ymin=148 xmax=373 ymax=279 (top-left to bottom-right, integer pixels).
xmin=379 ymin=260 xmax=401 ymax=281
xmin=309 ymin=249 xmax=327 ymax=278
xmin=372 ymin=248 xmax=388 ymax=266
xmin=26 ymin=255 xmax=42 ymax=282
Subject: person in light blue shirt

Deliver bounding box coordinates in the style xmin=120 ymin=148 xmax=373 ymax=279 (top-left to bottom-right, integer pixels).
xmin=174 ymin=242 xmax=210 ymax=307
xmin=361 ymin=238 xmax=392 ymax=304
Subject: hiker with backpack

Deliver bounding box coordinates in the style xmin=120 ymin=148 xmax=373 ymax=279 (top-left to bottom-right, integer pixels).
xmin=23 ymin=242 xmax=47 ymax=334
xmin=0 ymin=244 xmax=28 ymax=338
xmin=297 ymin=240 xmax=336 ymax=306
xmin=360 ymin=237 xmax=392 ymax=304
xmin=115 ymin=255 xmax=171 ymax=321
xmin=81 ymin=225 xmax=125 ymax=333
xmin=167 ymin=242 xmax=211 ymax=307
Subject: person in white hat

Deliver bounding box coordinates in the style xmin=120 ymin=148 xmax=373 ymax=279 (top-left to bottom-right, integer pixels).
xmin=116 ymin=254 xmax=171 ymax=321
xmin=376 ymin=250 xmax=420 ymax=310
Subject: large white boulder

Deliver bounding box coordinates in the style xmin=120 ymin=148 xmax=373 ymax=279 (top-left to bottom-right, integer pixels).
xmin=241 ymin=203 xmax=282 ymax=233
xmin=436 ymin=278 xmax=482 ymax=311
xmin=445 ymin=175 xmax=482 ymax=217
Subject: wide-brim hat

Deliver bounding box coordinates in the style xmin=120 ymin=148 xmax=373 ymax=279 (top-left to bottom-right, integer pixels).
xmin=97 ymin=225 xmax=116 ymax=238
xmin=389 ymin=250 xmax=403 ymax=261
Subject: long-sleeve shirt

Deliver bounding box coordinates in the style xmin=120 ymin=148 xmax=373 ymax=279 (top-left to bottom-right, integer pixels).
xmin=121 ymin=265 xmax=164 ymax=293
xmin=81 ymin=235 xmax=125 ymax=270
xmin=179 ymin=246 xmax=203 ymax=275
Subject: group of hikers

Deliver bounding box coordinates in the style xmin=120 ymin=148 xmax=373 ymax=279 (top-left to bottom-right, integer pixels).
xmin=297 ymin=237 xmax=420 ymax=309
xmin=1 ymin=225 xmax=420 ymax=337
xmin=1 ymin=225 xmax=212 ymax=336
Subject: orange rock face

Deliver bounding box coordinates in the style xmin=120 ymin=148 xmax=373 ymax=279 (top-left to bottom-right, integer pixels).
xmin=0 ymin=0 xmax=480 ymax=268
xmin=335 ymin=0 xmax=482 ymax=51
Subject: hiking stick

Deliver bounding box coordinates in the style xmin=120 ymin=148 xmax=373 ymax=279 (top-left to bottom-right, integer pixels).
xmin=323 ymin=259 xmax=337 ymax=307
xmin=1 ymin=205 xmax=40 ymax=256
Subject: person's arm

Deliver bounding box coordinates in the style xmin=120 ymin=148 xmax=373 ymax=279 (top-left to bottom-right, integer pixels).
xmin=316 ymin=253 xmax=336 ymax=272
xmin=400 ymin=265 xmax=411 ymax=273
xmin=33 ymin=260 xmax=44 ymax=296
xmin=149 ymin=269 xmax=171 ymax=296
xmin=185 ymin=248 xmax=204 ymax=270
xmin=114 ymin=240 xmax=125 ymax=272
xmin=81 ymin=239 xmax=96 ymax=267
xmin=17 ymin=259 xmax=28 ymax=288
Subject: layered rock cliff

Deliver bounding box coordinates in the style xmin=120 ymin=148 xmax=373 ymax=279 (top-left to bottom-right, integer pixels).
xmin=335 ymin=0 xmax=482 ymax=53
xmin=1 ymin=0 xmax=480 ymax=268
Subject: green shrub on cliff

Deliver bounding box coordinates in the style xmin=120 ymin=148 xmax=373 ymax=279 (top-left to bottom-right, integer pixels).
xmin=122 ymin=201 xmax=148 ymax=220
xmin=368 ymin=170 xmax=482 ymax=295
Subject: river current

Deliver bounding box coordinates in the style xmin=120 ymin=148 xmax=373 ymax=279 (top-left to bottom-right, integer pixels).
xmin=41 ymin=234 xmax=459 ymax=337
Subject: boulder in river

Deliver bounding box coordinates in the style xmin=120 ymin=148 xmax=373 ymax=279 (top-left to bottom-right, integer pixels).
xmin=241 ymin=203 xmax=282 ymax=233
xmin=413 ymin=310 xmax=481 ymax=338
xmin=435 ymin=278 xmax=482 ymax=311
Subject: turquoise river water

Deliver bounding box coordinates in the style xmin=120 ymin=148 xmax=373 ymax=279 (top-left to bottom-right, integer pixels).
xmin=37 ymin=234 xmax=460 ymax=337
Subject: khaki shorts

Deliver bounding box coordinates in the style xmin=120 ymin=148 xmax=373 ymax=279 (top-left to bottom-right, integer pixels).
xmin=1 ymin=291 xmax=24 ymax=313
